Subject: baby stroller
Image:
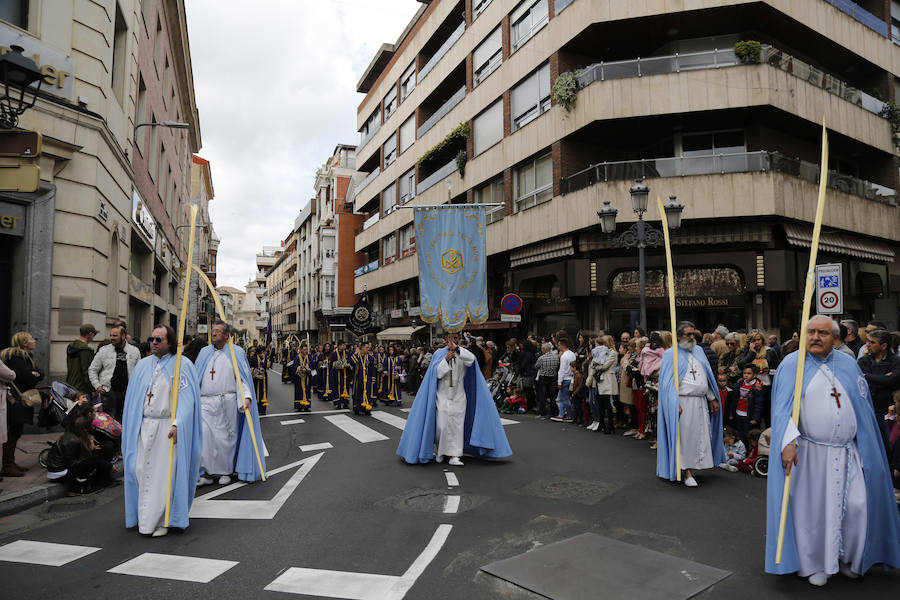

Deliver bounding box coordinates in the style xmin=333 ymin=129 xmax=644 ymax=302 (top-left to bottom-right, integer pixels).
xmin=752 ymin=427 xmax=772 ymax=477
xmin=38 ymin=382 xmax=122 ymax=468
xmin=488 ymin=362 xmax=515 ymax=407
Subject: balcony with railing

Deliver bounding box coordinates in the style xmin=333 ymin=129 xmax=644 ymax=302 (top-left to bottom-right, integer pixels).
xmin=822 ymin=0 xmax=888 ymax=37
xmin=417 ymin=158 xmax=458 ymax=195
xmin=362 ymin=212 xmax=380 ymax=231
xmin=357 ymin=166 xmax=380 ymax=193
xmin=560 ymin=151 xmax=896 ymax=204
xmin=418 ymin=20 xmax=466 ymax=84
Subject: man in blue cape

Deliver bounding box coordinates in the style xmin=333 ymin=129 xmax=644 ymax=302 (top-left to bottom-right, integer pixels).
xmin=657 ymin=321 xmax=725 ymax=487
xmin=122 ymin=324 xmax=202 ymax=537
xmin=193 ymin=320 xmax=266 ymax=484
xmin=397 ymin=334 xmax=511 ymax=464
xmin=765 ymin=315 xmax=900 ymax=586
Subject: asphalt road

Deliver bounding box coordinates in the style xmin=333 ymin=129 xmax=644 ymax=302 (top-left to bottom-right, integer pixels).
xmin=0 ymin=366 xmax=897 ymax=599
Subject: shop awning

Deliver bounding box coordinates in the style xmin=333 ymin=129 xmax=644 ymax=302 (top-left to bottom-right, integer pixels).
xmin=462 ymin=320 xmax=513 ymax=331
xmin=579 ymin=222 xmax=772 ymax=251
xmin=783 ymin=223 xmax=895 ymax=263
xmin=510 ymin=236 xmax=574 ymax=268
xmin=376 ymin=325 xmax=426 ymax=340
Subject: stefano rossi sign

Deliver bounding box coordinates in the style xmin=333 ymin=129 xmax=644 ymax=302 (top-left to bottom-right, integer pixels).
xmin=675 ymin=296 xmax=741 ymax=308
xmin=0 ymin=24 xmax=75 ymax=101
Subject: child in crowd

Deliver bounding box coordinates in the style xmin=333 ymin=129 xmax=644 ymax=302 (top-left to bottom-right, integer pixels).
xmin=717 ymin=373 xmax=731 ymax=419
xmin=500 ymin=386 xmax=527 ymax=414
xmin=727 ymin=365 xmax=763 ymax=445
xmin=718 ymin=425 xmax=746 ymax=472
xmin=570 ymin=360 xmax=589 ymax=425
xmin=737 ymin=428 xmax=763 ymax=474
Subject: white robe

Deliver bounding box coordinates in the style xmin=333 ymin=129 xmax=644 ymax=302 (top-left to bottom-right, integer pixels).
xmin=199 ymin=349 xmax=251 ymax=476
xmin=679 ymin=354 xmax=714 ymax=471
xmin=780 ymin=365 xmax=866 ymax=577
xmin=135 ymin=361 xmax=175 ymax=535
xmin=435 ymin=347 xmax=475 ymax=458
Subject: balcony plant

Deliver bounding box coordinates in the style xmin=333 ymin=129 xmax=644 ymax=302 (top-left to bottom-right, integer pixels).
xmin=552 ymin=70 xmax=579 ymax=112
xmin=879 ymin=101 xmax=900 ymax=150
xmin=456 ymin=149 xmax=467 ymax=177
xmin=418 ymin=121 xmax=469 ymax=171
xmin=734 ymin=40 xmax=761 ymax=64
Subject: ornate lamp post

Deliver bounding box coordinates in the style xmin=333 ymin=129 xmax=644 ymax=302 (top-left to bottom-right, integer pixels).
xmin=597 ymin=179 xmax=685 ymax=332
xmin=0 ymin=46 xmax=45 ymax=129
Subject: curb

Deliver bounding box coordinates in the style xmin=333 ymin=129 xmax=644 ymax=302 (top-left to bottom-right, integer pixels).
xmin=0 ymin=482 xmax=68 ymax=518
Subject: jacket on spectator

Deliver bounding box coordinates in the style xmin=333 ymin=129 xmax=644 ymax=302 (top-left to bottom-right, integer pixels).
xmin=88 ymin=342 xmax=140 ymax=392
xmin=2 ymin=349 xmax=43 ymax=426
xmin=858 ymin=351 xmax=900 ymax=414
xmin=591 ymin=350 xmax=618 ymax=396
xmin=699 ymin=342 xmax=718 ymax=375
xmin=66 ymin=339 xmax=95 ymax=394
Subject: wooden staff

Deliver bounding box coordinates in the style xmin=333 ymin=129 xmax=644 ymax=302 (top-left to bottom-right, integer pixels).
xmin=656 ymin=196 xmax=681 ymax=482
xmin=192 ymin=265 xmax=267 ymax=481
xmin=164 ymin=204 xmax=198 ymax=527
xmin=776 ymin=120 xmax=829 ymax=563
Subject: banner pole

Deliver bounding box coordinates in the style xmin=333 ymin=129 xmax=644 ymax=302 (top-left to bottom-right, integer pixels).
xmin=164 ymin=204 xmax=197 ymax=527
xmin=656 ymin=196 xmax=681 ymax=482
xmin=775 ymin=119 xmax=829 ymax=563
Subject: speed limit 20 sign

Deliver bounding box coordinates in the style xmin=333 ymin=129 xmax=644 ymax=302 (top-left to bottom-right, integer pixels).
xmin=815 ymin=263 xmax=842 ymax=315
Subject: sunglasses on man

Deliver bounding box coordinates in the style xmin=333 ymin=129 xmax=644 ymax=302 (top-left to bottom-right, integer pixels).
xmin=147 ymin=336 xmax=164 ymax=344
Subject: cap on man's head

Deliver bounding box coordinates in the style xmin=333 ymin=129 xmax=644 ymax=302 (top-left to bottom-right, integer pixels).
xmin=80 ymin=323 xmax=98 ymax=336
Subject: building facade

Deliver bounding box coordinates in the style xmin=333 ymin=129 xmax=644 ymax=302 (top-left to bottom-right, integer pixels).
xmin=188 ymin=153 xmax=216 ymax=336
xmin=352 ymin=0 xmax=900 ymax=340
xmin=295 ymin=198 xmax=319 ymax=340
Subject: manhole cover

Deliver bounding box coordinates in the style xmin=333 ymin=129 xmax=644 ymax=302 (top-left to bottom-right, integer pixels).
xmin=515 ymin=479 xmax=622 ymax=505
xmin=376 ymin=488 xmax=488 ymax=514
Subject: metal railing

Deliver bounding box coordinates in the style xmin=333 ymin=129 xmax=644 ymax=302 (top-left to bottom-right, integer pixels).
xmin=417 ymin=86 xmax=466 ymax=139
xmin=822 ymin=0 xmax=888 ymax=36
xmin=555 ymin=0 xmax=575 ymax=14
xmin=358 ymin=119 xmax=381 ymax=153
xmin=362 ymin=213 xmax=380 ymax=231
xmin=418 ymin=21 xmax=466 ymax=84
xmin=486 ymin=205 xmax=505 ymax=224
xmin=577 ymin=47 xmax=739 ymax=88
xmin=417 ymin=158 xmax=458 ymax=195
xmin=560 ymin=150 xmax=896 ymax=204
xmin=357 ymin=166 xmax=380 ymax=192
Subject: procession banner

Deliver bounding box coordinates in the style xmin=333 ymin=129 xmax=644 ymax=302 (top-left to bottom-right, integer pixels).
xmin=348 ymin=291 xmax=374 ymax=336
xmin=414 ymin=205 xmax=488 ymax=332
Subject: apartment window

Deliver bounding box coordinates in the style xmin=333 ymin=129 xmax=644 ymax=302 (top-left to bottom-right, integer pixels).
xmin=511 ymin=62 xmax=551 ymax=131
xmin=361 ymin=108 xmax=381 ymax=140
xmin=892 ymin=1 xmax=900 ymax=43
xmin=681 ymin=130 xmax=745 ymax=156
xmin=400 ymin=62 xmax=416 ymax=101
xmin=154 ymin=18 xmax=164 ymax=75
xmin=511 ymin=0 xmax=549 ymax=52
xmin=399 ymin=115 xmax=416 ymax=153
xmin=111 ymin=3 xmax=128 ymax=105
xmin=159 ymin=146 xmax=167 ymax=197
xmin=399 ymin=168 xmax=416 ymax=204
xmin=324 ymin=277 xmax=335 ymax=299
xmin=473 ymin=26 xmax=502 ymax=86
xmin=400 ymin=224 xmax=416 ymax=257
xmin=475 ymin=176 xmax=505 ymax=223
xmin=384 ymin=85 xmax=398 ymax=120
xmin=135 ymin=77 xmax=148 ymax=152
xmin=473 ymin=0 xmax=493 ymax=18
xmin=162 ymin=57 xmax=170 ymax=107
xmin=382 ymin=182 xmax=397 ymax=215
xmin=0 ymin=0 xmax=27 ymax=29
xmin=514 ymin=152 xmax=552 ymax=211
xmin=473 ymin=99 xmax=503 ymax=156
xmin=383 ymin=132 xmax=397 ymax=166
xmin=383 ymin=232 xmax=397 ymax=264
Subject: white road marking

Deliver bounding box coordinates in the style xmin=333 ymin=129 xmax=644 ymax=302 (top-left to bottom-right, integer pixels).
xmin=370 ymin=411 xmax=407 ymax=431
xmin=444 ymin=472 xmax=459 ymax=487
xmin=263 ymin=439 xmax=270 ymax=457
xmin=108 ymin=553 xmax=238 ymax=583
xmin=324 ymin=414 xmax=389 ymax=443
xmin=261 ymin=409 xmax=350 ymax=419
xmin=189 ymin=453 xmax=324 ymax=519
xmin=264 ymin=524 xmax=452 ymax=599
xmin=300 ymin=442 xmax=333 ymax=452
xmin=499 ymin=418 xmax=519 ymax=425
xmin=280 ymin=418 xmax=306 ymax=425
xmin=0 ymin=540 xmax=100 ymax=566
xmin=443 ymin=495 xmax=460 ymax=514
xmin=400 ymin=408 xmax=411 ymax=413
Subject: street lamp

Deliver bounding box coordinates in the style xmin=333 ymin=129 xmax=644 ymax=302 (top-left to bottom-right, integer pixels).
xmin=133 ymin=119 xmax=191 ymax=138
xmin=0 ymin=45 xmax=44 ymax=129
xmin=597 ymin=179 xmax=685 ymax=332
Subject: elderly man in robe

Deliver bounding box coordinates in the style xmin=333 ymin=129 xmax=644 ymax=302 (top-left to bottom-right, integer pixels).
xmin=122 ymin=325 xmax=201 ymax=537
xmin=194 ymin=320 xmax=266 ymax=485
xmin=398 ymin=334 xmax=511 ymax=465
xmin=657 ymin=321 xmax=725 ymax=487
xmin=765 ymin=315 xmax=900 ymax=586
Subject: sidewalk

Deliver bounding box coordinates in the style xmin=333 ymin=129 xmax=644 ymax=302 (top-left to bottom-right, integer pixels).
xmin=0 ymin=432 xmax=67 ymax=517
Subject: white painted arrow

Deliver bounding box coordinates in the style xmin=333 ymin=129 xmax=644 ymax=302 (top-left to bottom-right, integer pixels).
xmin=189 ymin=453 xmax=324 ymax=520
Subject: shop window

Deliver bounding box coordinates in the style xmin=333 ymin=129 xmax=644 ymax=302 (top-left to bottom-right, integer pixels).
xmin=510 ymin=63 xmax=551 ymax=131
xmin=514 ymin=152 xmax=552 ymax=211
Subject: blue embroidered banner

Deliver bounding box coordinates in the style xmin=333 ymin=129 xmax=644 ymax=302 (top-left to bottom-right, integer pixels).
xmin=414 ymin=206 xmax=488 ymax=332
xmin=348 ymin=291 xmax=374 ymax=336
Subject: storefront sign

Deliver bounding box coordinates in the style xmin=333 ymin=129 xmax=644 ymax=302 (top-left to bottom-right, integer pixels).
xmin=354 ymin=259 xmax=379 ymax=278
xmin=0 ymin=25 xmax=75 ymax=101
xmin=408 ymin=305 xmax=421 ymax=316
xmin=131 ymin=189 xmax=156 ymax=245
xmin=815 ymin=263 xmax=843 ymax=315
xmin=391 ymin=308 xmax=403 ymax=318
xmin=675 ymin=296 xmax=737 ymax=308
xmin=0 ymin=202 xmax=25 ymax=236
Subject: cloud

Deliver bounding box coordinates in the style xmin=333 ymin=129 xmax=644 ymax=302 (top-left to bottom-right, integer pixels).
xmin=185 ymin=0 xmax=422 ymax=289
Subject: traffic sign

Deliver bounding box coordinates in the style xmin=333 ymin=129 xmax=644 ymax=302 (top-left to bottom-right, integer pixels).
xmin=815 ymin=263 xmax=842 ymax=315
xmin=500 ymin=293 xmax=523 ymax=314
xmin=0 ymin=130 xmax=41 ymax=157
xmin=500 ymin=313 xmax=522 ymax=322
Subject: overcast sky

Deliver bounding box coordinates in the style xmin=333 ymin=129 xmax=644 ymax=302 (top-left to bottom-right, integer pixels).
xmin=184 ymin=0 xmax=422 ymax=289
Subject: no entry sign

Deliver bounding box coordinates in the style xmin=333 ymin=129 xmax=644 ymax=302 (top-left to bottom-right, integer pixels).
xmin=501 ymin=293 xmax=523 ymax=315
xmin=815 ymin=263 xmax=843 ymax=315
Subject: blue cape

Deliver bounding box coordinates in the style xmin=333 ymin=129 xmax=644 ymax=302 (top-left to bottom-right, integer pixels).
xmin=194 ymin=344 xmax=267 ymax=482
xmin=765 ymin=350 xmax=900 ymax=574
xmin=656 ymin=345 xmax=725 ymax=480
xmin=122 ymin=354 xmax=202 ymax=530
xmin=397 ymin=347 xmax=512 ymax=464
